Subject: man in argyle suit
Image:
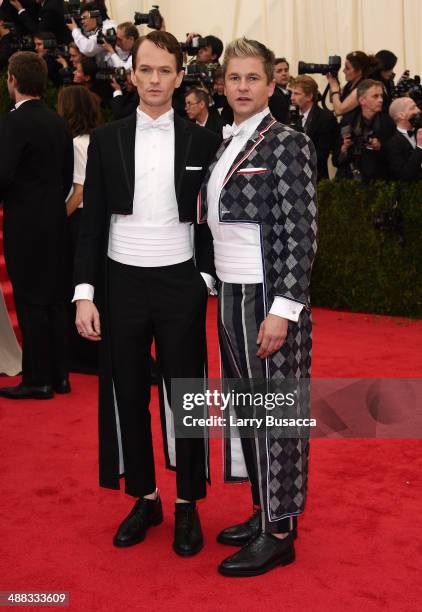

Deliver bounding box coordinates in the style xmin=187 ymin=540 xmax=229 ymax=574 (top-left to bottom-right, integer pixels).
xmin=198 ymin=38 xmax=317 ymax=576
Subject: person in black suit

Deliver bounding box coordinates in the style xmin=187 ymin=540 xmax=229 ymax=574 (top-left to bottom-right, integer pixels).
xmin=8 ymin=0 xmax=71 ymax=44
xmin=269 ymin=57 xmax=291 ymax=123
xmin=0 ymin=51 xmax=74 ymax=399
xmin=333 ymin=79 xmax=395 ymax=181
xmin=184 ymin=87 xmax=224 ymax=135
xmin=73 ymin=31 xmax=220 ymax=557
xmin=0 ymin=15 xmax=13 ymax=70
xmin=109 ymin=71 xmax=140 ymax=120
xmin=385 ymin=96 xmax=422 ymax=181
xmin=290 ymin=75 xmax=338 ymax=179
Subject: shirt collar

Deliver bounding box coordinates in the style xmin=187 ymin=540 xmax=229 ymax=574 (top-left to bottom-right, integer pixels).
xmin=231 ymin=107 xmax=270 ymax=139
xmin=14 ymin=98 xmax=35 ymax=110
xmin=136 ymin=107 xmax=174 ymax=126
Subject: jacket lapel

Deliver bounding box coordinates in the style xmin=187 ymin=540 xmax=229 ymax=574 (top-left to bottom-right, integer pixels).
xmin=117 ymin=112 xmax=136 ymax=200
xmin=174 ymin=113 xmax=192 ymax=200
xmin=222 ymin=113 xmax=276 ymax=187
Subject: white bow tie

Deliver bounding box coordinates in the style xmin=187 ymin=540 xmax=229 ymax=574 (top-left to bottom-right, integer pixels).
xmin=222 ymin=123 xmax=244 ymax=139
xmin=138 ymin=116 xmax=172 ymax=132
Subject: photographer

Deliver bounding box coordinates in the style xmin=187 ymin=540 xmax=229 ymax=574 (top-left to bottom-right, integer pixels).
xmin=67 ymin=2 xmax=116 ymax=62
xmin=372 ymin=49 xmax=398 ymax=112
xmin=8 ymin=0 xmax=71 ymax=44
xmin=33 ymin=31 xmax=62 ymax=86
xmin=73 ymin=56 xmax=107 ymax=107
xmin=185 ymin=87 xmax=224 ymax=134
xmin=185 ymin=33 xmax=223 ymax=65
xmin=386 ymin=97 xmax=422 ymax=181
xmin=327 ymin=51 xmax=380 ymax=117
xmin=333 ymin=79 xmax=395 ymax=181
xmin=109 ymin=70 xmax=139 ymax=120
xmin=101 ymin=21 xmax=139 ymax=70
xmin=0 ymin=13 xmax=13 ymax=70
xmin=290 ymin=75 xmax=338 ymax=179
xmin=269 ymin=57 xmax=291 ymax=123
xmin=211 ymin=66 xmax=233 ymax=124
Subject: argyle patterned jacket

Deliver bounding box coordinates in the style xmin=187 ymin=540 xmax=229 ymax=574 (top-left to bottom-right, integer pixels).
xmin=198 ymin=113 xmax=318 ymax=520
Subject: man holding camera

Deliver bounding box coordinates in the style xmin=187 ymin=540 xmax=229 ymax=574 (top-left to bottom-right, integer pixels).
xmin=74 ymin=31 xmax=220 ymax=557
xmin=333 ymin=79 xmax=395 ymax=180
xmin=386 ymin=97 xmax=422 ymax=181
xmin=67 ymin=2 xmax=116 ymax=62
xmin=101 ymin=21 xmax=139 ymax=71
xmin=290 ymin=75 xmax=338 ymax=179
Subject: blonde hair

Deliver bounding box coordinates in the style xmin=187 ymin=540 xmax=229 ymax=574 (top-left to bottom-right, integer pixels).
xmin=292 ymin=76 xmax=319 ymax=103
xmin=222 ymin=37 xmax=275 ymax=84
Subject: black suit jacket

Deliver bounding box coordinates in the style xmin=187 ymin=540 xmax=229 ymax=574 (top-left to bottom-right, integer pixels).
xmin=269 ymin=86 xmax=290 ymax=124
xmin=0 ymin=33 xmax=13 ymax=71
xmin=0 ymin=100 xmax=74 ymax=303
xmin=304 ymin=104 xmax=339 ymax=179
xmin=385 ymin=130 xmax=422 ymax=181
xmin=110 ymin=91 xmax=140 ymax=121
xmin=204 ymin=110 xmax=224 ymax=136
xmin=17 ymin=0 xmax=71 ymax=44
xmin=74 ymin=111 xmax=221 ymax=291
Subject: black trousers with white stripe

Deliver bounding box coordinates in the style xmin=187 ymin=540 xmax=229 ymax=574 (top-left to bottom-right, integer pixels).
xmin=218 ymin=282 xmax=297 ymax=534
xmin=107 ymin=257 xmax=208 ymax=501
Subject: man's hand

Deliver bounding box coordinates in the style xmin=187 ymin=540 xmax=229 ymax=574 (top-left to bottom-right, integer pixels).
xmin=67 ymin=18 xmax=78 ymax=31
xmin=102 ymin=41 xmax=115 ymax=55
xmin=75 ymin=300 xmax=101 ymax=341
xmin=415 ymin=129 xmax=422 ymax=147
xmin=341 ymin=135 xmax=352 ymax=154
xmin=110 ymin=77 xmax=122 ymax=92
xmin=256 ymin=314 xmax=288 ymax=359
xmin=366 ymin=137 xmax=381 ymax=151
xmin=10 ymin=0 xmax=24 ymax=11
xmin=56 ymin=55 xmax=68 ymax=68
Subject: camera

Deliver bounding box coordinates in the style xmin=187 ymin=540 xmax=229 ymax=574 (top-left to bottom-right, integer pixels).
xmin=96 ymin=67 xmax=127 ymax=86
xmin=298 ymin=56 xmax=341 ymax=78
xmin=393 ymin=72 xmax=422 ymax=108
xmin=287 ymin=104 xmax=302 ymax=131
xmin=97 ymin=27 xmax=117 ymax=46
xmin=180 ymin=36 xmax=207 ymax=56
xmin=183 ymin=62 xmax=218 ymax=90
xmin=64 ymin=1 xmax=102 ymax=27
xmin=134 ymin=5 xmax=163 ymax=30
xmin=341 ymin=124 xmax=376 ymax=180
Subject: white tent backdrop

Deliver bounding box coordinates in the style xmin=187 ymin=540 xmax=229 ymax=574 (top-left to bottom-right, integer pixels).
xmin=106 ymin=0 xmax=422 ymax=83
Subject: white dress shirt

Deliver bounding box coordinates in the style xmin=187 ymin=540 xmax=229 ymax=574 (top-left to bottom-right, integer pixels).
xmin=73 ymin=108 xmax=211 ymax=302
xmin=208 ymin=107 xmax=303 ymax=322
xmin=66 ymin=134 xmax=90 ymax=209
xmin=71 ymin=20 xmax=117 ymax=60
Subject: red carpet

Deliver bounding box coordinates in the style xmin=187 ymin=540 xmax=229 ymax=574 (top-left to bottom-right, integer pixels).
xmin=1 ymin=300 xmax=422 ymax=611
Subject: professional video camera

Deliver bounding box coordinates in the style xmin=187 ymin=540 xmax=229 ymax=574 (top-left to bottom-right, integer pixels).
xmin=64 ymin=1 xmax=101 ymax=26
xmin=180 ymin=36 xmax=207 ymax=56
xmin=183 ymin=62 xmax=218 ymax=90
xmin=393 ymin=72 xmax=422 ymax=108
xmin=287 ymin=103 xmax=302 ymax=131
xmin=96 ymin=66 xmax=127 ymax=86
xmin=298 ymin=56 xmax=341 ymax=78
xmin=134 ymin=5 xmax=163 ymax=30
xmin=340 ymin=124 xmax=377 ymax=180
xmin=97 ymin=27 xmax=117 ymax=46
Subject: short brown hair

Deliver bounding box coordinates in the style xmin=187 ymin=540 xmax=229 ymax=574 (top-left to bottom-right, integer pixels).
xmin=118 ymin=22 xmax=139 ymax=40
xmin=291 ymin=75 xmax=318 ymax=102
xmin=132 ymin=30 xmax=183 ymax=72
xmin=222 ymin=37 xmax=275 ymax=84
xmin=275 ymin=57 xmax=289 ymax=69
xmin=57 ymin=85 xmax=100 ymax=137
xmin=185 ymin=87 xmax=209 ymax=106
xmin=357 ymin=79 xmax=383 ymax=99
xmin=8 ymin=51 xmax=47 ymax=96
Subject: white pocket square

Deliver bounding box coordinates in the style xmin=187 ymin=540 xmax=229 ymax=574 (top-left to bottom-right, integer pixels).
xmin=186 ymin=166 xmax=203 ymax=170
xmin=237 ymin=167 xmax=268 ymax=174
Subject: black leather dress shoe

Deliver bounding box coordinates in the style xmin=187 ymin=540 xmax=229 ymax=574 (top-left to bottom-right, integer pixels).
xmin=0 ymin=384 xmax=54 ymax=400
xmin=113 ymin=496 xmax=163 ymax=547
xmin=53 ymin=378 xmax=71 ymax=394
xmin=173 ymin=504 xmax=203 ymax=556
xmin=217 ymin=511 xmax=298 ymax=546
xmin=218 ymin=532 xmax=295 ymax=577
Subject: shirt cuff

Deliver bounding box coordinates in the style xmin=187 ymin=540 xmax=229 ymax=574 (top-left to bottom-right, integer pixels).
xmin=113 ymin=90 xmax=123 ymax=97
xmin=18 ymin=8 xmax=26 ymax=14
xmin=200 ymin=272 xmax=215 ymax=293
xmin=269 ymin=297 xmax=304 ymax=322
xmin=73 ymin=284 xmax=94 ymax=302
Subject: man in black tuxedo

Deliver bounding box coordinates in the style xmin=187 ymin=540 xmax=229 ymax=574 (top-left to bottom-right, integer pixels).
xmin=0 ymin=51 xmax=74 ymax=399
xmin=290 ymin=75 xmax=338 ymax=179
xmin=386 ymin=96 xmax=422 ymax=180
xmin=185 ymin=87 xmax=224 ymax=135
xmin=8 ymin=0 xmax=71 ymax=44
xmin=73 ymin=31 xmax=220 ymax=557
xmin=269 ymin=57 xmax=291 ymax=123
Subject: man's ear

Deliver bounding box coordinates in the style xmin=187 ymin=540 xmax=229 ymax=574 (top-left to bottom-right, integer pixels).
xmin=174 ymin=69 xmax=184 ymax=90
xmin=130 ymin=68 xmax=137 ymax=88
